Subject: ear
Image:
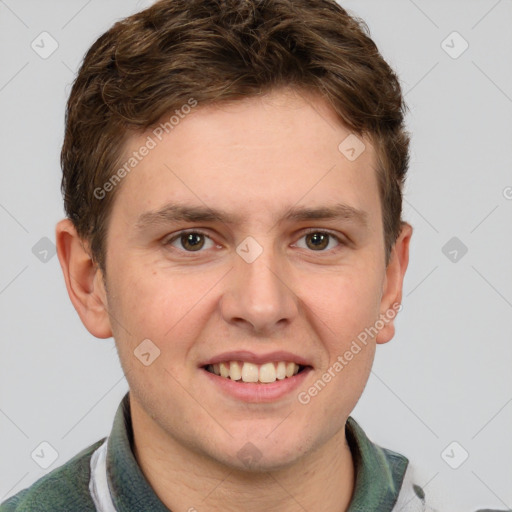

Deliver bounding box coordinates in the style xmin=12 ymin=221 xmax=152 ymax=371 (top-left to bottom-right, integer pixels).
xmin=375 ymin=222 xmax=413 ymax=345
xmin=55 ymin=219 xmax=112 ymax=338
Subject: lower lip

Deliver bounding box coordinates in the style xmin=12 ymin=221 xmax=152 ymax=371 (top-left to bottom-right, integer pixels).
xmin=201 ymin=367 xmax=313 ymax=403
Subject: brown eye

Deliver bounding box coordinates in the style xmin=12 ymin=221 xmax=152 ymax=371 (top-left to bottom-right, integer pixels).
xmin=295 ymin=231 xmax=342 ymax=252
xmin=305 ymin=232 xmax=329 ymax=250
xmin=167 ymin=231 xmax=215 ymax=252
xmin=180 ymin=232 xmax=205 ymax=251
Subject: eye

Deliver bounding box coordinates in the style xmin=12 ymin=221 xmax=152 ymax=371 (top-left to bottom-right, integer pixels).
xmin=166 ymin=230 xmax=216 ymax=252
xmin=294 ymin=230 xmax=343 ymax=251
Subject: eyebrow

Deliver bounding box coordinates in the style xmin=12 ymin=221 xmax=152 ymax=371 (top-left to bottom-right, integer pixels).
xmin=135 ymin=202 xmax=368 ymax=230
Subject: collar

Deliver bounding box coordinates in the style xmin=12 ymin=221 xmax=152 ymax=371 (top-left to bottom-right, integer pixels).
xmin=345 ymin=415 xmax=409 ymax=511
xmin=105 ymin=392 xmax=169 ymax=512
xmin=100 ymin=392 xmax=408 ymax=511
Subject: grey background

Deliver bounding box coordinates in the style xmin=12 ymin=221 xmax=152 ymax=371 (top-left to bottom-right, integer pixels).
xmin=0 ymin=0 xmax=511 ymax=510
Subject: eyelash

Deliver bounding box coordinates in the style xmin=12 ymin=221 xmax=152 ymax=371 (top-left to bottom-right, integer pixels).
xmin=164 ymin=228 xmax=345 ymax=255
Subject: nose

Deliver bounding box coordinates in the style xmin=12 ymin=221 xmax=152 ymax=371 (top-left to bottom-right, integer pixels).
xmin=220 ymin=243 xmax=298 ymax=335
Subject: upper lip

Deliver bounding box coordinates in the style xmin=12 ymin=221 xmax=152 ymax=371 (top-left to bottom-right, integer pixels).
xmin=200 ymin=350 xmax=313 ymax=368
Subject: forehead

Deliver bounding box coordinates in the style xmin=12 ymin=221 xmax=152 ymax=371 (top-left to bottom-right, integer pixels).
xmin=111 ymin=88 xmax=381 ymax=231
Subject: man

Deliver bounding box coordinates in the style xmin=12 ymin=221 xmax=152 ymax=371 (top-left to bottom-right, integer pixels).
xmin=1 ymin=0 xmax=502 ymax=510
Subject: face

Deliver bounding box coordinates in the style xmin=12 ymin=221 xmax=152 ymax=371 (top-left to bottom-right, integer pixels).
xmin=67 ymin=88 xmax=410 ymax=471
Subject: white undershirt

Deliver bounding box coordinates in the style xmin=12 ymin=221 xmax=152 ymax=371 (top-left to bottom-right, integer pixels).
xmin=89 ymin=438 xmax=117 ymax=512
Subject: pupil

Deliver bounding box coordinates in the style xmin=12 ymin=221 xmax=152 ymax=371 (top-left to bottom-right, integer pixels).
xmin=183 ymin=233 xmax=204 ymax=251
xmin=307 ymin=233 xmax=328 ymax=250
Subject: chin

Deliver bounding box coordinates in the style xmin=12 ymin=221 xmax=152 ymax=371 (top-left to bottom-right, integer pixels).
xmin=204 ymin=434 xmax=310 ymax=474
xmin=223 ymin=450 xmax=303 ymax=474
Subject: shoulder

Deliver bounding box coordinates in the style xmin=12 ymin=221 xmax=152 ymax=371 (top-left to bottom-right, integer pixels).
xmin=393 ymin=459 xmax=511 ymax=512
xmin=0 ymin=438 xmax=105 ymax=512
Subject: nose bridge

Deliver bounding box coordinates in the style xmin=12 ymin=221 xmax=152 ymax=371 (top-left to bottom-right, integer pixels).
xmin=222 ymin=236 xmax=297 ymax=332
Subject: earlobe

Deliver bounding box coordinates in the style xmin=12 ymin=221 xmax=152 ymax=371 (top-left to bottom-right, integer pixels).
xmin=55 ymin=219 xmax=112 ymax=339
xmin=375 ymin=222 xmax=413 ymax=345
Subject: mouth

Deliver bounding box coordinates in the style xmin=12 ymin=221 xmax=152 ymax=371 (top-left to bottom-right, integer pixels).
xmin=203 ymin=360 xmax=309 ymax=384
xmin=199 ymin=351 xmax=313 ymax=402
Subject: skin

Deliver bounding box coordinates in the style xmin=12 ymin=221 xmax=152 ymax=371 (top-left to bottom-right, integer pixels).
xmin=56 ymin=87 xmax=412 ymax=512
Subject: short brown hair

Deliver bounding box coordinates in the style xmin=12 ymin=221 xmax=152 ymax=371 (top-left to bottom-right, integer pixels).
xmin=61 ymin=0 xmax=409 ymax=271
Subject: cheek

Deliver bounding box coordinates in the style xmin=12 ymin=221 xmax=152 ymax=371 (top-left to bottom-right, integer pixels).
xmin=303 ymin=264 xmax=383 ymax=340
xmin=298 ymin=264 xmax=381 ymax=409
xmin=106 ymin=259 xmax=221 ymax=354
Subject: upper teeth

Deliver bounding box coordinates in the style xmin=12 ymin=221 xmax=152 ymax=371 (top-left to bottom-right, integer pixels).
xmin=207 ymin=361 xmax=301 ymax=383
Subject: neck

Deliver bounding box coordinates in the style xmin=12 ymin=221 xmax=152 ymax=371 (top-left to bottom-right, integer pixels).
xmin=130 ymin=402 xmax=355 ymax=512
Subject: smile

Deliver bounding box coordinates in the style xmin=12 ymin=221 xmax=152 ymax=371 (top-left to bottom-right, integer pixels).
xmin=205 ymin=361 xmax=305 ymax=384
